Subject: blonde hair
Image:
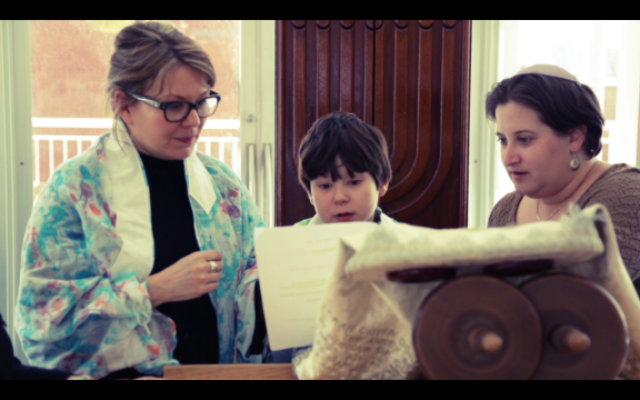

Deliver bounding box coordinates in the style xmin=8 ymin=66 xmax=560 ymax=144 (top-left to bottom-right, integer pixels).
xmin=107 ymin=21 xmax=216 ymax=137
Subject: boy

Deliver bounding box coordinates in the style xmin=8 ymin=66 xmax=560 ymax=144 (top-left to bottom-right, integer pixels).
xmin=296 ymin=112 xmax=394 ymax=226
xmin=271 ymin=112 xmax=394 ymax=364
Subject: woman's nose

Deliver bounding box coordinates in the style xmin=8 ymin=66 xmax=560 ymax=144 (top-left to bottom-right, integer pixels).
xmin=182 ymin=108 xmax=201 ymax=126
xmin=502 ymin=143 xmax=521 ymax=166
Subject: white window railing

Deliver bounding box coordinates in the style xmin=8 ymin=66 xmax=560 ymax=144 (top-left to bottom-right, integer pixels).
xmin=32 ymin=117 xmax=241 ymax=130
xmin=32 ymin=134 xmax=240 ymax=187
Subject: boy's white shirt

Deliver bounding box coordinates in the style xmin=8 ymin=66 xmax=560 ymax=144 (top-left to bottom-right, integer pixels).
xmin=307 ymin=211 xmax=395 ymax=226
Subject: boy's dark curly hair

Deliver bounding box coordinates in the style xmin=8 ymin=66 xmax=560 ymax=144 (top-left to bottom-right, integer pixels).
xmin=298 ymin=112 xmax=392 ymax=192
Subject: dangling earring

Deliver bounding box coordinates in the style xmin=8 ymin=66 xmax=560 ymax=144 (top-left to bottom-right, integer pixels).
xmin=570 ymin=153 xmax=580 ymax=170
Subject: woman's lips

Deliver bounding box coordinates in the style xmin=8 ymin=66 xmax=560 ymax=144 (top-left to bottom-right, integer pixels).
xmin=334 ymin=212 xmax=354 ymax=222
xmin=175 ymin=137 xmax=194 ymax=144
xmin=510 ymin=171 xmax=528 ymax=181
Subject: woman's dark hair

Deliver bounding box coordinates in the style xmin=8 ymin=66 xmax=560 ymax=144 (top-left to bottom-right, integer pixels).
xmin=298 ymin=112 xmax=392 ymax=192
xmin=485 ymin=73 xmax=604 ymax=158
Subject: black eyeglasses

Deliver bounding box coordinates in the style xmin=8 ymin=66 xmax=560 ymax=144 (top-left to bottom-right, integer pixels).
xmin=127 ymin=90 xmax=221 ymax=122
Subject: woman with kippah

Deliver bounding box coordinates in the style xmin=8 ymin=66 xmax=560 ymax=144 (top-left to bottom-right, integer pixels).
xmin=15 ymin=21 xmax=267 ymax=379
xmin=486 ymin=64 xmax=640 ymax=288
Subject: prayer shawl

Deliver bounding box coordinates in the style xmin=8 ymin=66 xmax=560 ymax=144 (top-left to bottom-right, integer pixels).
xmin=16 ymin=130 xmax=265 ymax=378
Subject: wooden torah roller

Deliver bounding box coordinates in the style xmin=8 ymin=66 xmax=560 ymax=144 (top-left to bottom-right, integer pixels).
xmin=387 ymin=267 xmax=456 ymax=283
xmin=521 ymin=274 xmax=629 ymax=380
xmin=483 ymin=259 xmax=554 ymax=277
xmin=387 ymin=259 xmax=553 ymax=283
xmin=413 ymin=275 xmax=543 ymax=380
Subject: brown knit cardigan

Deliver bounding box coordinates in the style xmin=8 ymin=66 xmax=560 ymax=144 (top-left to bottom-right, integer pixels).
xmin=488 ymin=164 xmax=640 ymax=281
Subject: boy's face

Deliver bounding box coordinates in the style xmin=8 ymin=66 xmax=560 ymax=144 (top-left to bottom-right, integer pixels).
xmin=308 ymin=156 xmax=389 ymax=224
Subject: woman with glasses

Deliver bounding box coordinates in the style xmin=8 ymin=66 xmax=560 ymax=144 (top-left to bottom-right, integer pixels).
xmin=15 ymin=21 xmax=267 ymax=379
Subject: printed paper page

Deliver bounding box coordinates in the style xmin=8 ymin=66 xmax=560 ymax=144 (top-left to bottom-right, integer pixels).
xmin=255 ymin=222 xmax=377 ymax=350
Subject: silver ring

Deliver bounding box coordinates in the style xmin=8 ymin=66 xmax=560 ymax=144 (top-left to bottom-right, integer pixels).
xmin=209 ymin=261 xmax=219 ymax=272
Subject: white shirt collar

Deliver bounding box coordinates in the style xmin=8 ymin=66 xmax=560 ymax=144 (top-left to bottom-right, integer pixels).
xmin=308 ymin=210 xmax=395 ymax=226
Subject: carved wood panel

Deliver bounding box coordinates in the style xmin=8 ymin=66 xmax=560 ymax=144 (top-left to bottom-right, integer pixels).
xmin=277 ymin=20 xmax=470 ymax=228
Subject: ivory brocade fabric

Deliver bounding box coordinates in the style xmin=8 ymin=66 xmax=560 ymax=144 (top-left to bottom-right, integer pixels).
xmin=293 ymin=204 xmax=640 ymax=380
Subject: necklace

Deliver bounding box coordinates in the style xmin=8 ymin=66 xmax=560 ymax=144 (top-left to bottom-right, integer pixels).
xmin=536 ymin=190 xmax=577 ymax=221
xmin=535 ymin=161 xmax=598 ymax=221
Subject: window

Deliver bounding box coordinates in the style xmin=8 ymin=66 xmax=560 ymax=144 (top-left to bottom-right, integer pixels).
xmin=30 ymin=20 xmax=242 ymax=200
xmin=494 ymin=21 xmax=640 ymax=204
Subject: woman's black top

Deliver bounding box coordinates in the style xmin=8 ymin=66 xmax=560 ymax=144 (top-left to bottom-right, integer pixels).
xmin=0 ymin=313 xmax=71 ymax=380
xmin=140 ymin=152 xmax=221 ymax=365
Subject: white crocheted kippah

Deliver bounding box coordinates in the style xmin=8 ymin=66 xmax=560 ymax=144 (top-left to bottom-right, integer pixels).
xmin=514 ymin=64 xmax=580 ymax=84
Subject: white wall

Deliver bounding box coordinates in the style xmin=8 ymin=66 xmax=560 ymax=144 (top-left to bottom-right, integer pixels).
xmin=468 ymin=21 xmax=500 ymax=228
xmin=0 ymin=20 xmax=33 ymax=363
xmin=239 ymin=20 xmax=276 ymax=227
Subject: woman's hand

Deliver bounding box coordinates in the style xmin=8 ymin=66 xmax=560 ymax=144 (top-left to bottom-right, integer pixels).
xmin=146 ymin=250 xmax=223 ymax=308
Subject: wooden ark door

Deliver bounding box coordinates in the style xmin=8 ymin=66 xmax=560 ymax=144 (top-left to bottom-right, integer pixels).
xmin=276 ymin=20 xmax=470 ymax=228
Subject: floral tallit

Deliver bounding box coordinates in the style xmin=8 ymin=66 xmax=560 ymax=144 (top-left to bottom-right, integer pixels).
xmin=16 ymin=129 xmax=266 ymax=378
